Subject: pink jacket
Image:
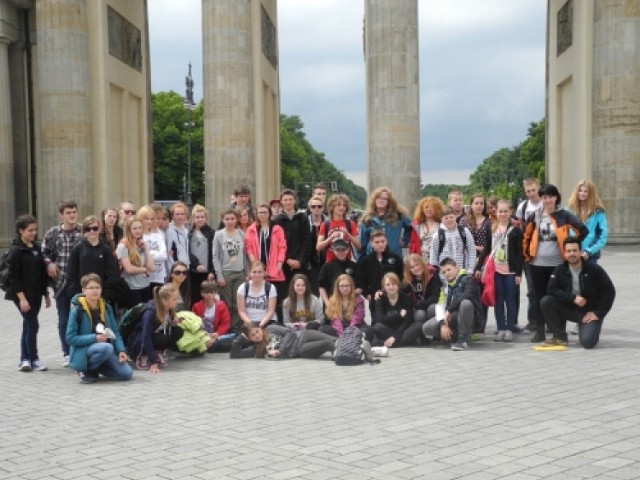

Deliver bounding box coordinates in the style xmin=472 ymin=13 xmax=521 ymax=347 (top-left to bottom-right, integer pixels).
xmin=330 ymin=294 xmax=365 ymax=336
xmin=245 ymin=223 xmax=287 ymax=282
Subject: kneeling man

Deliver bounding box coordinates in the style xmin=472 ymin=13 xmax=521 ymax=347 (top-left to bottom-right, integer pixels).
xmin=541 ymin=237 xmax=615 ymax=348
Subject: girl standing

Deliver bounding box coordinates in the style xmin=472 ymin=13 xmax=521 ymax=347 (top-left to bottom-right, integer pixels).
xmin=477 ymin=200 xmax=523 ymax=342
xmin=212 ymin=208 xmax=247 ymax=332
xmin=116 ymin=217 xmax=155 ymax=305
xmin=409 ymin=196 xmax=444 ymax=263
xmin=567 ymin=179 xmax=608 ymax=264
xmin=165 ymin=201 xmax=190 ymax=270
xmin=459 ymin=193 xmax=492 ymax=273
xmin=359 ymin=187 xmax=412 ymax=258
xmin=138 ymin=205 xmax=167 ymax=291
xmin=188 ymin=204 xmax=215 ymax=305
xmin=100 ymin=207 xmax=122 ymax=252
xmin=6 ymin=215 xmax=51 ymax=371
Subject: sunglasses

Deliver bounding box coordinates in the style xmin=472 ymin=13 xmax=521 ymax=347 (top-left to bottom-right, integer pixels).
xmin=124 ymin=209 xmax=136 ymax=215
xmin=84 ymin=226 xmax=100 ymax=232
xmin=173 ymin=270 xmax=188 ymax=275
xmin=310 ymin=205 xmax=323 ymax=209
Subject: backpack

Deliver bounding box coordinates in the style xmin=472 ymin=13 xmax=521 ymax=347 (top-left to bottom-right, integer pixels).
xmin=0 ymin=250 xmax=11 ymax=292
xmin=437 ymin=226 xmax=468 ymax=264
xmin=333 ymin=326 xmax=380 ymax=366
xmin=117 ymin=303 xmax=148 ymax=344
xmin=243 ymin=281 xmax=272 ymax=298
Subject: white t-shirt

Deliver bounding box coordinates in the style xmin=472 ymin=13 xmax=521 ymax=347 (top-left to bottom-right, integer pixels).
xmin=237 ymin=282 xmax=277 ymax=324
xmin=517 ymin=198 xmax=542 ymax=222
xmin=144 ymin=230 xmax=167 ymax=284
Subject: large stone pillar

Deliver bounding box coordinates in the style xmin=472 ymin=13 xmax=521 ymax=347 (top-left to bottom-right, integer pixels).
xmin=365 ymin=0 xmax=420 ymax=211
xmin=0 ymin=36 xmax=15 ymax=245
xmin=591 ymin=1 xmax=640 ymax=244
xmin=35 ymin=0 xmax=93 ymax=227
xmin=202 ymin=0 xmax=280 ymax=215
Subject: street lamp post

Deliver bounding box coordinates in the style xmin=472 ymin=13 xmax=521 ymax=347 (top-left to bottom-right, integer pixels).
xmin=184 ymin=62 xmax=195 ymax=207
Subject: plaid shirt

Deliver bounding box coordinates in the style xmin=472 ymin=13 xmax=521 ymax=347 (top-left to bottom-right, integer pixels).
xmin=41 ymin=224 xmax=82 ymax=296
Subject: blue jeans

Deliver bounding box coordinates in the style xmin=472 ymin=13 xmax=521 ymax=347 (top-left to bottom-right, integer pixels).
xmin=494 ymin=273 xmax=517 ymax=331
xmin=86 ymin=343 xmax=133 ymax=380
xmin=56 ymin=290 xmax=72 ymax=356
xmin=17 ymin=296 xmax=42 ymax=362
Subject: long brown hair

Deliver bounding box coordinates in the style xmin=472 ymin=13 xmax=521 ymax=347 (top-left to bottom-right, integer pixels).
xmin=240 ymin=324 xmax=270 ymax=358
xmin=567 ymin=179 xmax=606 ymax=221
xmin=361 ymin=186 xmax=408 ymax=226
xmin=463 ymin=193 xmax=487 ymax=233
xmin=285 ymin=274 xmax=313 ymax=322
xmin=168 ymin=261 xmax=191 ymax=308
xmin=403 ymin=253 xmax=432 ymax=285
xmin=326 ymin=274 xmax=356 ymax=320
xmin=120 ymin=217 xmax=143 ymax=266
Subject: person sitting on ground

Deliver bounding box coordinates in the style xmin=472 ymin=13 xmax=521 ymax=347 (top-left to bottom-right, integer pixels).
xmin=422 ymin=257 xmax=482 ymax=351
xmin=401 ymin=253 xmax=442 ymax=343
xmin=66 ymin=274 xmax=132 ymax=384
xmin=372 ymin=273 xmax=416 ymax=348
xmin=230 ymin=323 xmax=336 ymax=359
xmin=322 ymin=274 xmax=373 ymax=341
xmin=282 ymin=273 xmax=325 ymax=330
xmin=167 ymin=261 xmax=191 ymax=311
xmin=191 ymin=280 xmax=233 ymax=352
xmin=236 ymin=260 xmax=277 ymax=328
xmin=539 ymin=237 xmax=615 ymax=349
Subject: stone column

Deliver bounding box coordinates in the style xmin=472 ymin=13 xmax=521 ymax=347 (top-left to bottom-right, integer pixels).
xmin=0 ymin=37 xmax=15 ymax=245
xmin=202 ymin=0 xmax=255 ymax=215
xmin=591 ymin=1 xmax=640 ymax=244
xmin=365 ymin=0 xmax=420 ymax=211
xmin=35 ymin=0 xmax=92 ymax=227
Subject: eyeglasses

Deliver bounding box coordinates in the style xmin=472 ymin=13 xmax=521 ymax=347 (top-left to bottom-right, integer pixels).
xmin=257 ymin=211 xmax=270 ymax=215
xmin=124 ymin=209 xmax=136 ymax=215
xmin=173 ymin=270 xmax=188 ymax=275
xmin=84 ymin=226 xmax=100 ymax=232
xmin=310 ymin=205 xmax=323 ymax=209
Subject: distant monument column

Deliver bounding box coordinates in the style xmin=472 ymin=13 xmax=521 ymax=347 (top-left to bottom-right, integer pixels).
xmin=591 ymin=2 xmax=640 ymax=243
xmin=547 ymin=0 xmax=640 ymax=244
xmin=202 ymin=0 xmax=280 ymax=215
xmin=35 ymin=0 xmax=93 ymax=227
xmin=0 ymin=35 xmax=15 ymax=244
xmin=365 ymin=0 xmax=420 ymax=210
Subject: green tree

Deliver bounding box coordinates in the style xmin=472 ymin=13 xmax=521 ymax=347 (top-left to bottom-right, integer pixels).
xmin=152 ymin=91 xmax=204 ymax=203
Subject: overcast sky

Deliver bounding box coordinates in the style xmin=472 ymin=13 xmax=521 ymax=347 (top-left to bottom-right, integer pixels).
xmin=148 ymin=0 xmax=546 ymax=187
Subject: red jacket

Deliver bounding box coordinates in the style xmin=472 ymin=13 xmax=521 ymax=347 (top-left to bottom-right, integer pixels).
xmin=245 ymin=223 xmax=287 ymax=282
xmin=191 ymin=299 xmax=231 ymax=335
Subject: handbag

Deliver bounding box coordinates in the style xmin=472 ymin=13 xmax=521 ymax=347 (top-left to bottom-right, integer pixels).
xmin=480 ymin=257 xmax=496 ymax=307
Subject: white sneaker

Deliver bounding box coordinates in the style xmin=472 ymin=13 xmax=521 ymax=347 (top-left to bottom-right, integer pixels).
xmin=503 ymin=330 xmax=513 ymax=342
xmin=494 ymin=330 xmax=505 ymax=342
xmin=371 ymin=346 xmax=389 ymax=357
xmin=62 ymin=355 xmax=70 ymax=368
xmin=31 ymin=360 xmax=48 ymax=371
xmin=570 ymin=324 xmax=579 ymax=335
xmin=19 ymin=360 xmax=32 ymax=372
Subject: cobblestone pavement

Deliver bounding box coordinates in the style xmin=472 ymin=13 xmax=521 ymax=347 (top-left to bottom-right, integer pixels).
xmin=1 ymin=247 xmax=638 ymax=480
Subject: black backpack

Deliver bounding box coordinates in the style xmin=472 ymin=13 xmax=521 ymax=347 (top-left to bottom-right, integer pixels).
xmin=437 ymin=226 xmax=468 ymax=263
xmin=0 ymin=250 xmax=11 ymax=292
xmin=117 ymin=303 xmax=148 ymax=344
xmin=243 ymin=281 xmax=272 ymax=298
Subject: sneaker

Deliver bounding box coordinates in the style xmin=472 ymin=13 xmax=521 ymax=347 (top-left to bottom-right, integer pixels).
xmin=512 ymin=325 xmax=523 ymax=334
xmin=136 ymin=355 xmax=149 ymax=370
xmin=522 ymin=323 xmax=536 ymax=333
xmin=62 ymin=355 xmax=70 ymax=368
xmin=570 ymin=323 xmax=579 ymax=335
xmin=19 ymin=360 xmax=32 ymax=372
xmin=494 ymin=330 xmax=505 ymax=342
xmin=79 ymin=372 xmax=97 ymax=384
xmin=156 ymin=351 xmax=168 ymax=367
xmin=543 ymin=337 xmax=567 ymax=347
xmin=371 ymin=346 xmax=389 ymax=357
xmin=503 ymin=330 xmax=513 ymax=342
xmin=31 ymin=360 xmax=47 ymax=371
xmin=451 ymin=336 xmax=468 ymax=351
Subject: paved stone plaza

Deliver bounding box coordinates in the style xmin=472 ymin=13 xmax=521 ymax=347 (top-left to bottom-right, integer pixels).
xmin=1 ymin=247 xmax=638 ymax=480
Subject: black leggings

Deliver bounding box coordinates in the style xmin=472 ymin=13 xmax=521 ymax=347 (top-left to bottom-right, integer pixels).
xmin=529 ymin=265 xmax=556 ymax=330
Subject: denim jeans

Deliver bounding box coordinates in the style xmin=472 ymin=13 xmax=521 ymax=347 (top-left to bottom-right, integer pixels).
xmin=17 ymin=296 xmax=42 ymax=362
xmin=56 ymin=290 xmax=71 ymax=356
xmin=494 ymin=273 xmax=518 ymax=331
xmin=86 ymin=343 xmax=133 ymax=380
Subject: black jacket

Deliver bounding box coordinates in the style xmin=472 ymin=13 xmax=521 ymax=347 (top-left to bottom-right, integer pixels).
xmin=66 ymin=238 xmax=119 ymax=297
xmin=357 ymin=249 xmax=404 ymax=297
xmin=443 ymin=271 xmax=482 ymax=326
xmin=402 ymin=273 xmax=442 ymax=311
xmin=275 ymin=210 xmax=312 ymax=270
xmin=318 ymin=259 xmax=359 ymax=297
xmin=547 ymin=261 xmax=616 ymax=320
xmin=477 ymin=221 xmax=523 ymax=276
xmin=373 ymin=291 xmax=414 ymax=339
xmin=5 ymin=239 xmax=48 ymax=303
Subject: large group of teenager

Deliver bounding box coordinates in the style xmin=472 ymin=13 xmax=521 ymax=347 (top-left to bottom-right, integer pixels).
xmin=4 ymin=178 xmax=616 ymax=383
